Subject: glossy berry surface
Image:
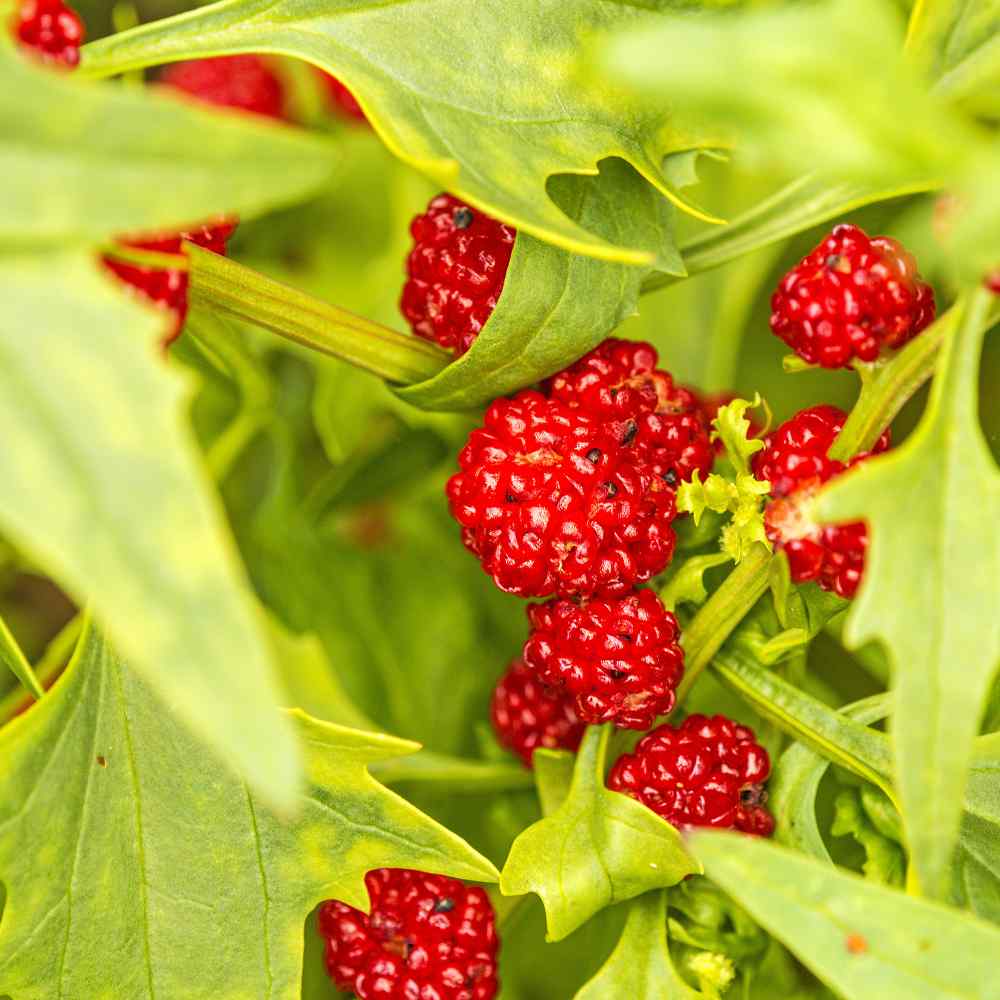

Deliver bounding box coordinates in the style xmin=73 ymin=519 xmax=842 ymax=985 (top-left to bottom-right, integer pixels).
xmin=771 ymin=223 xmax=935 ymax=368
xmin=608 ymin=714 xmax=774 ymax=835
xmin=522 ymin=589 xmax=685 ymax=729
xmin=160 ymin=55 xmax=287 ymax=120
xmin=103 ymin=219 xmax=238 ymax=346
xmin=15 ymin=0 xmax=84 ymax=66
xmin=318 ymin=71 xmax=368 ymax=123
xmin=318 ymin=868 xmax=499 ymax=1000
xmin=447 ymin=390 xmax=677 ymax=598
xmin=401 ymin=194 xmax=515 ymax=355
xmin=544 ymin=338 xmax=713 ymax=485
xmin=491 ymin=658 xmax=585 ymax=766
xmin=751 ymin=406 xmax=890 ymax=599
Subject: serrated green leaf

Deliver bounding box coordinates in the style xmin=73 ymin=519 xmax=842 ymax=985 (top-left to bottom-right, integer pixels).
xmin=397 ymin=159 xmax=681 ymax=410
xmin=574 ymin=891 xmax=702 ymax=1000
xmin=712 ymin=396 xmax=765 ymax=476
xmin=691 ymin=831 xmax=1000 ymax=1000
xmin=81 ymin=0 xmax=721 ymax=264
xmin=1 ymin=44 xmax=336 ymax=248
xmin=0 ymin=252 xmax=298 ymax=804
xmin=659 ymin=552 xmax=733 ymax=612
xmin=500 ymin=726 xmax=700 ymax=940
xmin=819 ymin=287 xmax=1000 ymax=899
xmin=678 ymin=472 xmax=770 ymax=562
xmin=0 ymin=619 xmax=497 ymax=999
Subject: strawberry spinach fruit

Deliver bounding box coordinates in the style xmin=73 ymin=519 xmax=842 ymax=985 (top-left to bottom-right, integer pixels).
xmin=2 ymin=1 xmax=1000 ymax=998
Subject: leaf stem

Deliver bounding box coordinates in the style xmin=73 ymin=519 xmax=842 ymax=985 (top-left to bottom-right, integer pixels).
xmin=185 ymin=243 xmax=450 ymax=384
xmin=674 ymin=543 xmax=772 ymax=704
xmin=0 ymin=613 xmax=44 ymax=699
xmin=100 ymin=243 xmax=189 ymax=271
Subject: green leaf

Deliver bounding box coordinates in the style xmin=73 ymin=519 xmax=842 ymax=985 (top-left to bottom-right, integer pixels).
xmin=831 ymin=789 xmax=906 ymax=887
xmin=80 ymin=0 xmax=721 ymax=263
xmin=0 ymin=252 xmax=298 ymax=803
xmin=691 ymin=831 xmax=1000 ymax=1000
xmin=819 ymin=287 xmax=1000 ymax=899
xmin=1 ymin=44 xmax=336 ymax=248
xmin=397 ymin=159 xmax=682 ymax=410
xmin=500 ymin=726 xmax=700 ymax=940
xmin=677 ymin=472 xmax=770 ymax=562
xmin=0 ymin=612 xmax=43 ymax=700
xmin=660 ymin=553 xmax=733 ymax=613
xmin=0 ymin=619 xmax=497 ymax=999
xmin=574 ymin=891 xmax=702 ymax=1000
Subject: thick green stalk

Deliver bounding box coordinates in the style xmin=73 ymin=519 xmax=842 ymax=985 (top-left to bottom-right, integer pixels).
xmin=185 ymin=243 xmax=449 ymax=385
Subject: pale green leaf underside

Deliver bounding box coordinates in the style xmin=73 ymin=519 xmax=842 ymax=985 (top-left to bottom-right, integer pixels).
xmin=0 ymin=621 xmax=497 ymax=1000
xmin=692 ymin=831 xmax=1000 ymax=1000
xmin=1 ymin=44 xmax=337 ymax=248
xmin=0 ymin=252 xmax=298 ymax=804
xmin=80 ymin=0 xmax=723 ymax=263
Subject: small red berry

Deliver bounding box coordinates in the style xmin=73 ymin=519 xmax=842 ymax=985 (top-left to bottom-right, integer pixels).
xmin=401 ymin=194 xmax=515 ymax=355
xmin=317 ymin=70 xmax=368 ymax=123
xmin=544 ymin=339 xmax=713 ymax=485
xmin=159 ymin=55 xmax=287 ymax=120
xmin=522 ymin=589 xmax=684 ymax=729
xmin=447 ymin=390 xmax=677 ymax=598
xmin=103 ymin=218 xmax=238 ymax=347
xmin=751 ymin=406 xmax=890 ymax=599
xmin=490 ymin=659 xmax=585 ymax=766
xmin=987 ymin=270 xmax=1000 ymax=295
xmin=14 ymin=0 xmax=84 ymax=66
xmin=771 ymin=224 xmax=935 ymax=368
xmin=318 ymin=869 xmax=499 ymax=1000
xmin=608 ymin=714 xmax=774 ymax=835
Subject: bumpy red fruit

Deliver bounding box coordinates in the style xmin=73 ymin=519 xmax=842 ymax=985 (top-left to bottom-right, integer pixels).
xmin=544 ymin=338 xmax=713 ymax=485
xmin=522 ymin=589 xmax=684 ymax=729
xmin=160 ymin=55 xmax=287 ymax=119
xmin=771 ymin=224 xmax=935 ymax=368
xmin=318 ymin=71 xmax=368 ymax=123
xmin=751 ymin=406 xmax=890 ymax=599
xmin=15 ymin=0 xmax=84 ymax=66
xmin=318 ymin=869 xmax=499 ymax=1000
xmin=103 ymin=219 xmax=238 ymax=346
xmin=608 ymin=714 xmax=774 ymax=835
xmin=491 ymin=658 xmax=585 ymax=766
xmin=447 ymin=390 xmax=677 ymax=598
xmin=401 ymin=194 xmax=515 ymax=355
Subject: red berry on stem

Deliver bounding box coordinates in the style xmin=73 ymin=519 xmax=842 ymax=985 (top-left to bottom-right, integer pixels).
xmin=160 ymin=55 xmax=287 ymax=120
xmin=751 ymin=405 xmax=890 ymax=599
xmin=608 ymin=714 xmax=775 ymax=835
xmin=522 ymin=589 xmax=684 ymax=729
xmin=401 ymin=194 xmax=515 ymax=355
xmin=318 ymin=868 xmax=499 ymax=1000
xmin=14 ymin=0 xmax=84 ymax=66
xmin=771 ymin=223 xmax=935 ymax=368
xmin=447 ymin=390 xmax=677 ymax=598
xmin=544 ymin=338 xmax=713 ymax=485
xmin=490 ymin=659 xmax=585 ymax=766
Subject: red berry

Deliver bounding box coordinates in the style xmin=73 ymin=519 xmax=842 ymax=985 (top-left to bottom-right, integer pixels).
xmin=317 ymin=70 xmax=368 ymax=123
xmin=544 ymin=339 xmax=713 ymax=485
xmin=751 ymin=406 xmax=890 ymax=599
xmin=447 ymin=390 xmax=677 ymax=598
xmin=103 ymin=218 xmax=238 ymax=346
xmin=401 ymin=194 xmax=515 ymax=355
xmin=771 ymin=224 xmax=935 ymax=368
xmin=608 ymin=714 xmax=774 ymax=835
xmin=14 ymin=0 xmax=84 ymax=66
xmin=159 ymin=55 xmax=287 ymax=120
xmin=318 ymin=869 xmax=499 ymax=1000
xmin=522 ymin=589 xmax=684 ymax=729
xmin=987 ymin=270 xmax=1000 ymax=295
xmin=490 ymin=659 xmax=585 ymax=766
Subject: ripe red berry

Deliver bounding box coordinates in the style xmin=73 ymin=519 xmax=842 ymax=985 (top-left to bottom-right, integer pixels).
xmin=522 ymin=589 xmax=684 ymax=729
xmin=401 ymin=194 xmax=515 ymax=355
xmin=771 ymin=223 xmax=935 ymax=368
xmin=490 ymin=658 xmax=585 ymax=766
xmin=14 ymin=0 xmax=84 ymax=66
xmin=318 ymin=868 xmax=499 ymax=1000
xmin=544 ymin=338 xmax=713 ymax=486
xmin=103 ymin=218 xmax=238 ymax=347
xmin=159 ymin=55 xmax=287 ymax=120
xmin=751 ymin=406 xmax=890 ymax=599
xmin=608 ymin=714 xmax=774 ymax=835
xmin=447 ymin=390 xmax=677 ymax=598
xmin=318 ymin=71 xmax=368 ymax=123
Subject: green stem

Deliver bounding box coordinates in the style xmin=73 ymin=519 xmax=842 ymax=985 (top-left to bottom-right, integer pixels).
xmin=674 ymin=543 xmax=773 ymax=704
xmin=0 ymin=614 xmax=44 ymax=699
xmin=0 ymin=614 xmax=81 ymax=722
xmin=185 ymin=243 xmax=450 ymax=384
xmin=101 ymin=243 xmax=189 ymax=271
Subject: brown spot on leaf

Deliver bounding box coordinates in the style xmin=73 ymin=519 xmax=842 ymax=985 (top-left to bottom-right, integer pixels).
xmin=845 ymin=933 xmax=868 ymax=955
xmin=96 ymin=756 xmax=107 ymax=768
